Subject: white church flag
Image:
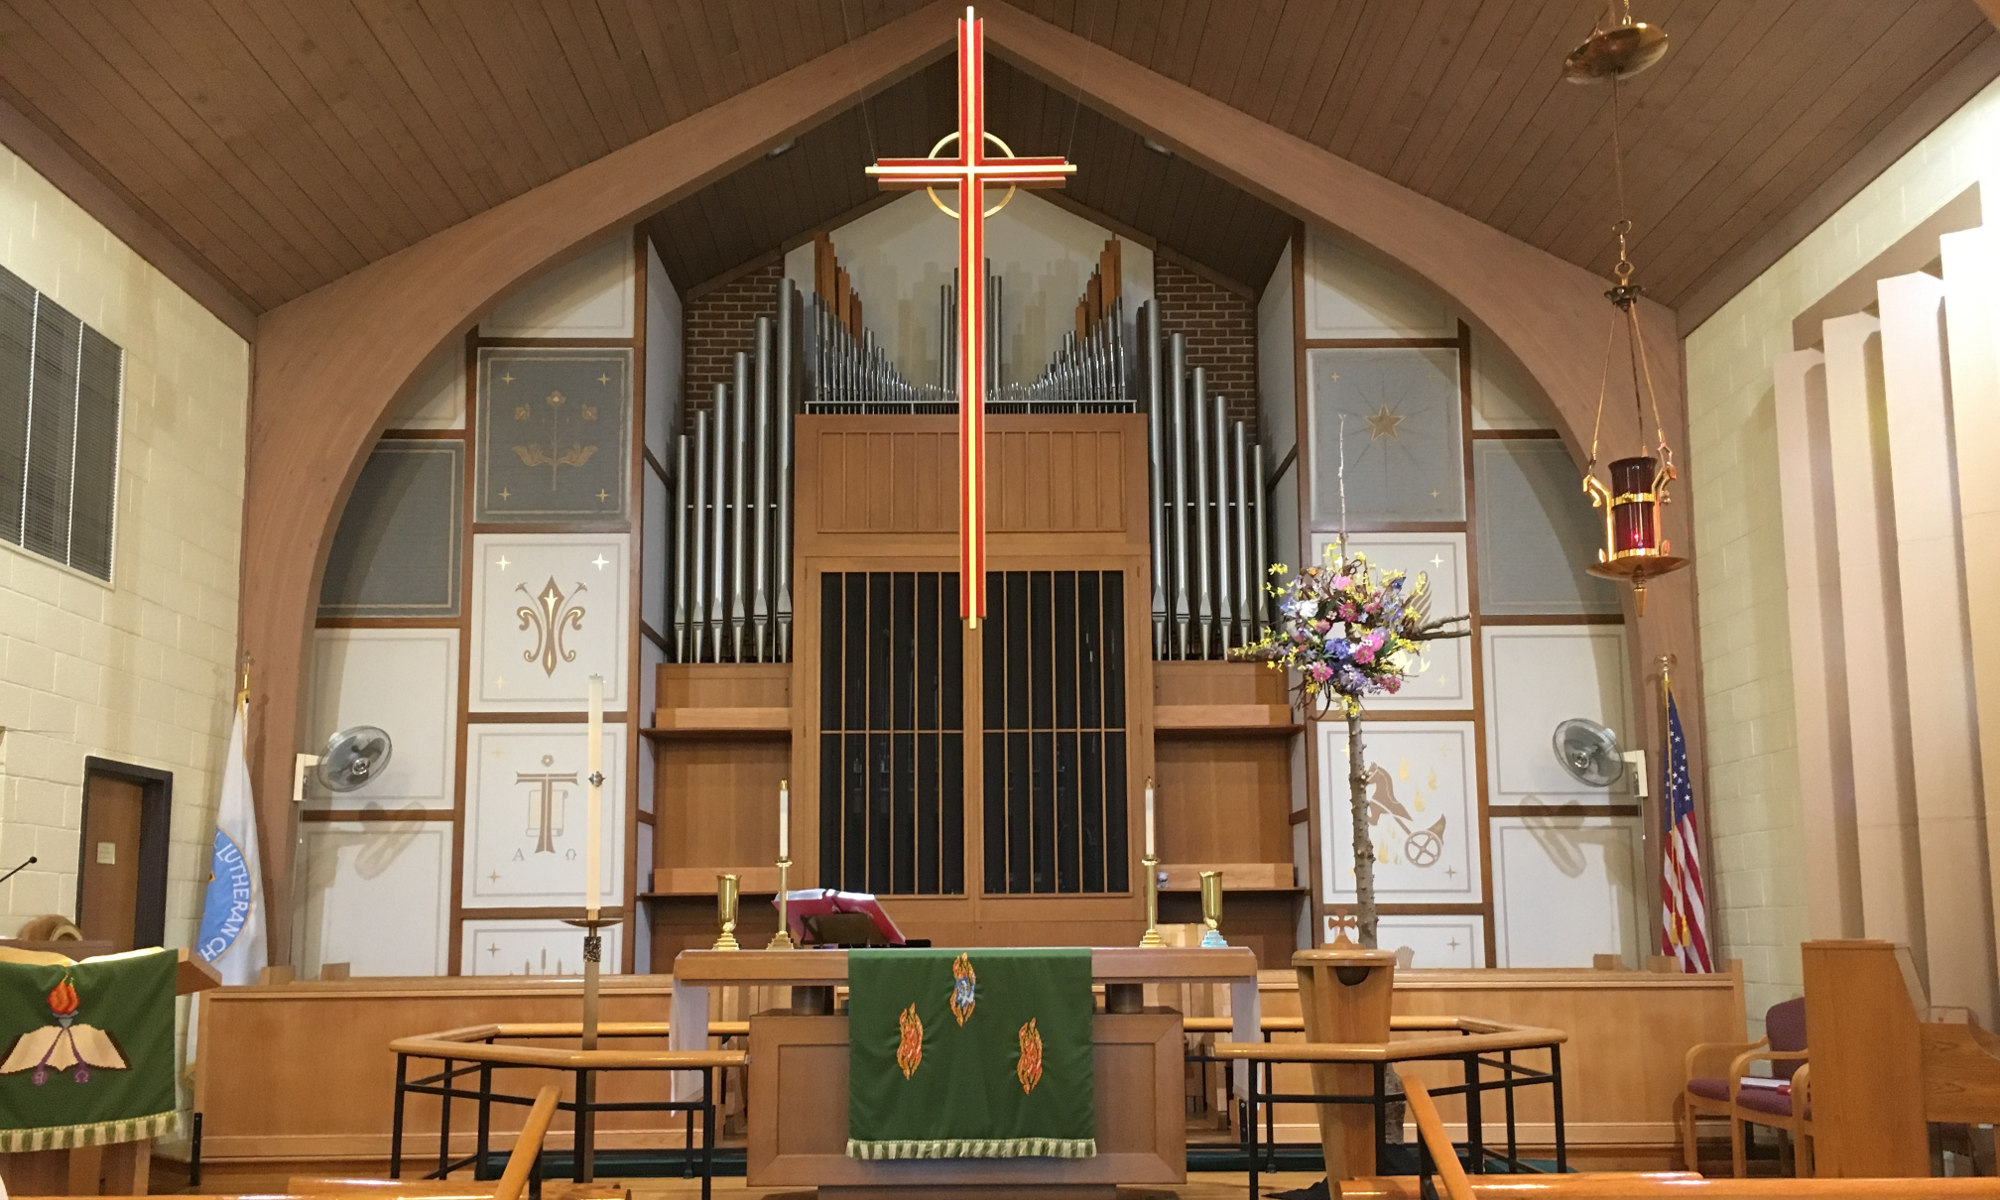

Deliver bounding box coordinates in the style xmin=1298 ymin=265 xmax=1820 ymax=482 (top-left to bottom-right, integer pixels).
xmin=196 ymin=697 xmax=267 ymax=985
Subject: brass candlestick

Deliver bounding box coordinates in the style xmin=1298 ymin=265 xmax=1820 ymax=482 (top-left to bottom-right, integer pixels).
xmin=1200 ymin=869 xmax=1228 ymax=948
xmin=713 ymin=873 xmax=741 ymax=951
xmin=767 ymin=858 xmax=796 ymax=950
xmin=1139 ymin=855 xmax=1162 ymax=947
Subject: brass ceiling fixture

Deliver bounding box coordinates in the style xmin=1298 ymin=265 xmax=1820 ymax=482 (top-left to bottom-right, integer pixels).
xmin=1565 ymin=0 xmax=1684 ymax=618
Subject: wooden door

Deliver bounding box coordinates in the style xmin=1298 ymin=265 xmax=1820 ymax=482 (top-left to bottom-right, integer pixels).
xmin=78 ymin=776 xmax=144 ymax=950
xmin=77 ymin=764 xmax=170 ymax=951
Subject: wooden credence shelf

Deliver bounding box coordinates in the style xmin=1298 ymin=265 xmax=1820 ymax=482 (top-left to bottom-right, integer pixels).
xmin=1153 ymin=703 xmax=1300 ymax=734
xmin=645 ymin=706 xmax=791 ymax=735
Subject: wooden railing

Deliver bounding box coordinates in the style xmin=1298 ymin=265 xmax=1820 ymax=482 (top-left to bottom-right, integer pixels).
xmin=1395 ymin=1076 xmax=2000 ymax=1198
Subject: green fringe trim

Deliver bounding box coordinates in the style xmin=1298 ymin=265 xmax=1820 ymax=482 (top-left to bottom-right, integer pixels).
xmin=847 ymin=1136 xmax=1097 ymax=1160
xmin=0 ymin=1109 xmax=180 ymax=1153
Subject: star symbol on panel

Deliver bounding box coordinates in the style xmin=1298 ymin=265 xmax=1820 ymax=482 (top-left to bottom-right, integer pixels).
xmin=1364 ymin=403 xmax=1405 ymax=441
xmin=494 ymin=676 xmax=506 ymax=690
xmin=488 ymin=871 xmax=501 ymax=884
xmin=499 ymin=488 xmax=512 ymax=501
xmin=486 ymin=941 xmax=500 ymax=957
xmin=501 ymin=372 xmax=515 ymax=384
xmin=1444 ymin=866 xmax=1457 ymax=879
xmin=1430 ymin=554 xmax=1444 ymax=569
xmin=598 ymin=373 xmax=610 ymax=385
xmin=1446 ymin=937 xmax=1461 ymax=951
xmin=496 ymin=555 xmax=511 ymax=570
xmin=597 ymin=489 xmax=610 ymax=503
xmin=591 ymin=554 xmax=610 ymax=571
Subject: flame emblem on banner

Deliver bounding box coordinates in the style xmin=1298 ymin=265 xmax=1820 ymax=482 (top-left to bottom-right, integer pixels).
xmin=1016 ymin=1018 xmax=1044 ymax=1094
xmin=896 ymin=1003 xmax=924 ymax=1079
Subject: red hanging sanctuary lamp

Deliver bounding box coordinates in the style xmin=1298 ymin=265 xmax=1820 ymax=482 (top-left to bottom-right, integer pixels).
xmin=1565 ymin=1 xmax=1686 ymax=617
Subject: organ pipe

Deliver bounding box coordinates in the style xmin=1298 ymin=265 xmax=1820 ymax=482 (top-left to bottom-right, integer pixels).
xmin=730 ymin=351 xmax=751 ymax=660
xmin=1168 ymin=334 xmax=1192 ymax=658
xmin=1141 ymin=302 xmax=1167 ymax=658
xmin=1189 ymin=366 xmax=1213 ymax=658
xmin=1213 ymin=392 xmax=1234 ymax=651
xmin=672 ymin=430 xmax=691 ymax=662
xmin=751 ymin=316 xmax=774 ymax=660
xmin=689 ymin=407 xmax=711 ymax=662
xmin=775 ymin=279 xmax=797 ymax=661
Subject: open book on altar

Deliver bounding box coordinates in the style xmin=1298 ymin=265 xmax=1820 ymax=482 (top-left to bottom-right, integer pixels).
xmin=777 ymin=890 xmax=911 ymax=947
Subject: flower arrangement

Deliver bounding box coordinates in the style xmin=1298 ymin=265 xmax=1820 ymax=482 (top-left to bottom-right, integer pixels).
xmin=1236 ymin=549 xmax=1467 ymax=716
xmin=1234 ymin=544 xmax=1468 ymax=948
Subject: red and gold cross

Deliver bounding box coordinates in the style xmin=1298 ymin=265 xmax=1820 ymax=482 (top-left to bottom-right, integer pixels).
xmin=866 ymin=7 xmax=1074 ymax=626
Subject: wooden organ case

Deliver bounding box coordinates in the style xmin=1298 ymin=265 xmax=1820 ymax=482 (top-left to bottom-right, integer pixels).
xmin=647 ymin=259 xmax=1302 ymax=964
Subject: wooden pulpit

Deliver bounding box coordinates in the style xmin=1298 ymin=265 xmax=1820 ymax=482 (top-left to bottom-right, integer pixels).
xmin=1294 ymin=943 xmax=1396 ymax=1183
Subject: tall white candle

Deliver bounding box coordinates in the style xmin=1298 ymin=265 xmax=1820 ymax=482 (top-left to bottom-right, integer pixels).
xmin=778 ymin=779 xmax=790 ymax=859
xmin=586 ymin=675 xmax=603 ymax=920
xmin=1144 ymin=777 xmax=1156 ymax=858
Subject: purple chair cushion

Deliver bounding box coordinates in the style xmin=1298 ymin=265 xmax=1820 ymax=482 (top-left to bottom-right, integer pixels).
xmin=1688 ymin=1076 xmax=1802 ymax=1118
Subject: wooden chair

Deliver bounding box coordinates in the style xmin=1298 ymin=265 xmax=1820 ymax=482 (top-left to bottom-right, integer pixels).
xmin=287 ymin=1085 xmax=607 ymax=1200
xmin=1680 ymin=996 xmax=1812 ymax=1177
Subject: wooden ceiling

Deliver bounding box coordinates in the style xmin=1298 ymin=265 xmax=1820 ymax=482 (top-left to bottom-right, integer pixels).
xmin=644 ymin=56 xmax=1297 ymax=294
xmin=0 ymin=0 xmax=1990 ymax=321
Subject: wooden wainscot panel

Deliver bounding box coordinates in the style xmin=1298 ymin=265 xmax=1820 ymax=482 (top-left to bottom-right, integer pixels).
xmin=746 ymin=1011 xmax=1183 ymax=1190
xmin=655 ymin=662 xmax=791 ymax=713
xmin=809 ymin=420 xmax=957 ymax=536
xmin=192 ymin=977 xmax=685 ymax=1162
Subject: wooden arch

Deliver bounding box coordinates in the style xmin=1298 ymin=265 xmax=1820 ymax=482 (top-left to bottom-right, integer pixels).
xmin=241 ymin=0 xmax=1696 ymax=955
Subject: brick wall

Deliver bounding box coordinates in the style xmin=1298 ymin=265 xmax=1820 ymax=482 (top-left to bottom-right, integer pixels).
xmin=0 ymin=141 xmax=250 ymax=940
xmin=683 ymin=260 xmax=783 ymax=429
xmin=1684 ymin=73 xmax=2000 ymax=1033
xmin=1154 ymin=252 xmax=1259 ymax=435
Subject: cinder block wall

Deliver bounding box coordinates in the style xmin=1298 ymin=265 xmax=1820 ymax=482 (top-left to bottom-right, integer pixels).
xmin=0 ymin=144 xmax=250 ymax=941
xmin=1684 ymin=75 xmax=2000 ymax=1031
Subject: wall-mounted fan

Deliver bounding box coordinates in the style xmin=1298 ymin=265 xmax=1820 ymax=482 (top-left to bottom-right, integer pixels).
xmin=1553 ymin=718 xmax=1625 ymax=787
xmin=292 ymin=725 xmax=394 ymax=803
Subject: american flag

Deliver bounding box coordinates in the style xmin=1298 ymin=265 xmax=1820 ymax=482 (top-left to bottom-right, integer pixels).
xmin=1660 ymin=686 xmax=1712 ymax=971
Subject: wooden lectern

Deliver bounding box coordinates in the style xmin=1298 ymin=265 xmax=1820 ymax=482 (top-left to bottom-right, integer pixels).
xmin=1294 ymin=943 xmax=1397 ymax=1183
xmin=1802 ymin=939 xmax=2000 ymax=1177
xmin=0 ymin=946 xmax=220 ymax=1196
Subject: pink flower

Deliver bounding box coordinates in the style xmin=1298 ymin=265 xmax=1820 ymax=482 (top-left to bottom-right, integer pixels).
xmin=1354 ymin=645 xmax=1375 ymax=665
xmin=1311 ymin=662 xmax=1334 ymax=681
xmin=1383 ymin=676 xmax=1403 ymax=693
xmin=1332 ymin=575 xmax=1352 ymax=589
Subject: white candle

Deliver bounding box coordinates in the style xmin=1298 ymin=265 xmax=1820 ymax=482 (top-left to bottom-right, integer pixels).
xmin=586 ymin=675 xmax=603 ymax=920
xmin=1144 ymin=777 xmax=1156 ymax=858
xmin=778 ymin=779 xmax=790 ymax=859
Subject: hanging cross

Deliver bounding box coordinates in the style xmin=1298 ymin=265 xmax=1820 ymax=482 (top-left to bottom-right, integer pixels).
xmin=866 ymin=6 xmax=1074 ymax=626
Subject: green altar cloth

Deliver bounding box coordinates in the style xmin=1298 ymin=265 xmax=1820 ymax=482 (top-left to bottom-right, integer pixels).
xmin=847 ymin=946 xmax=1095 ymax=1160
xmin=0 ymin=946 xmax=178 ymax=1151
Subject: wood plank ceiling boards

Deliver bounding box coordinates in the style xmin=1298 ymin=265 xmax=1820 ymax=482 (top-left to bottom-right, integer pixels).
xmin=0 ymin=1 xmax=1986 ymax=331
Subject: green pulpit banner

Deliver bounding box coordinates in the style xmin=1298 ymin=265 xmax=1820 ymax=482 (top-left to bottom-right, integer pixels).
xmin=847 ymin=947 xmax=1095 ymax=1160
xmin=0 ymin=946 xmax=178 ymax=1151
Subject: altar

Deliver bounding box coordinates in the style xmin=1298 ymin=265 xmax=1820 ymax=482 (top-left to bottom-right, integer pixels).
xmin=669 ymin=946 xmax=1261 ymax=1197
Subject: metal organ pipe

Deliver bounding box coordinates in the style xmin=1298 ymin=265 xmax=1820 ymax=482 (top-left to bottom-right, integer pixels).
xmin=730 ymin=352 xmax=752 ymax=659
xmin=1232 ymin=419 xmax=1252 ymax=643
xmin=1212 ymin=393 xmax=1234 ymax=651
xmin=672 ymin=431 xmax=691 ymax=662
xmin=751 ymin=316 xmax=774 ymax=660
xmin=775 ymin=279 xmax=796 ymax=661
xmin=690 ymin=407 xmax=712 ymax=662
xmin=1189 ymin=366 xmax=1213 ymax=658
xmin=709 ymin=381 xmax=730 ymax=661
xmin=1168 ymin=334 xmax=1191 ymax=658
xmin=1251 ymin=442 xmax=1268 ymax=640
xmin=1140 ymin=302 xmax=1167 ymax=657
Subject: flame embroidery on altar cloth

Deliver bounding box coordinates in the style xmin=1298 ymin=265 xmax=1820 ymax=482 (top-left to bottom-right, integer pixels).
xmin=896 ymin=1003 xmax=924 ymax=1079
xmin=1016 ymin=1018 xmax=1044 ymax=1094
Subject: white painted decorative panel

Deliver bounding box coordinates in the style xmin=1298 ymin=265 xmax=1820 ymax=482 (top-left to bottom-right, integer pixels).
xmin=298 ymin=821 xmax=452 ymax=977
xmin=480 ymin=236 xmax=635 ymax=339
xmin=1337 ymin=914 xmax=1484 ymax=969
xmin=1309 ymin=532 xmax=1471 ymax=710
xmin=1319 ymin=720 xmax=1481 ymax=903
xmin=1483 ymin=626 xmax=1633 ymax=805
xmin=306 ymin=629 xmax=459 ymax=807
xmin=1491 ymin=813 xmax=1643 ymax=968
xmin=462 ymin=919 xmax=624 ymax=977
xmin=1469 ymin=337 xmax=1551 ymax=431
xmin=1257 ymin=240 xmax=1298 ymax=463
xmin=1305 ymin=230 xmax=1453 ymax=339
xmin=470 ymin=534 xmax=631 ymax=712
xmin=643 ymin=468 xmax=668 ymax=638
xmin=387 ymin=342 xmax=467 ymax=430
xmin=464 ymin=723 xmax=627 ymax=908
xmin=644 ymin=241 xmax=682 ymax=465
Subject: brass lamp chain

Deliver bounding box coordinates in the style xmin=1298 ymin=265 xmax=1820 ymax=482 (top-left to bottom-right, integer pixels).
xmin=1586 ymin=51 xmax=1670 ymax=472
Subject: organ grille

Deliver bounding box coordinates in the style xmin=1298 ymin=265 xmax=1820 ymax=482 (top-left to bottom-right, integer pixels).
xmin=818 ymin=571 xmax=965 ymax=895
xmin=981 ymin=570 xmax=1129 ymax=895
